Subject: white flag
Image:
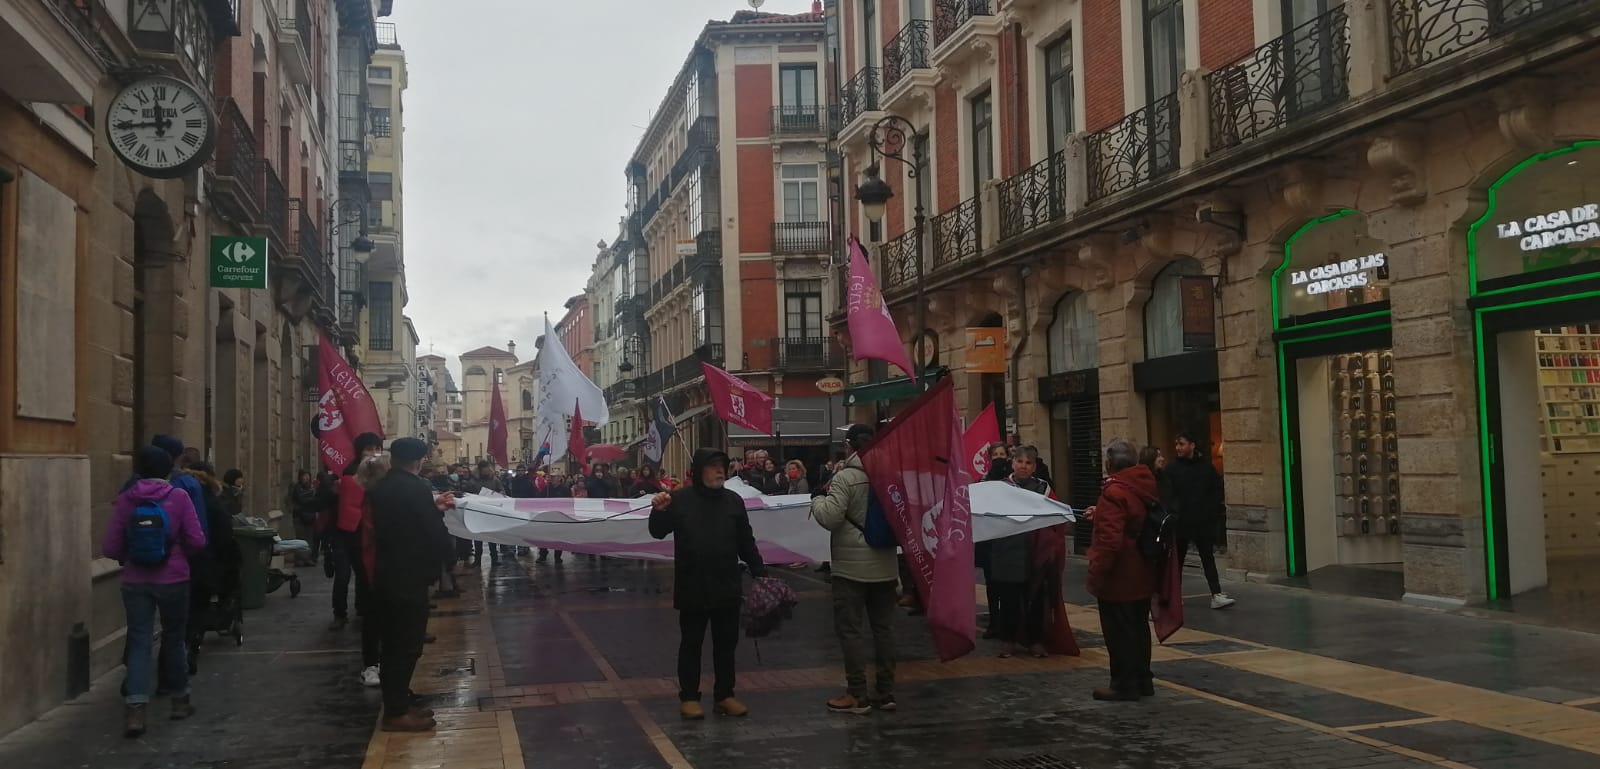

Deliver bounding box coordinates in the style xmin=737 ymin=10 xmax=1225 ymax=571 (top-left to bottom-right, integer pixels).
xmin=531 ymin=396 xmax=569 ymax=471
xmin=537 ymin=316 xmax=610 ymax=426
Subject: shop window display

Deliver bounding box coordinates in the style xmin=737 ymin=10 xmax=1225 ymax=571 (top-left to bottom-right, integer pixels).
xmin=1328 ymin=350 xmax=1401 ymax=539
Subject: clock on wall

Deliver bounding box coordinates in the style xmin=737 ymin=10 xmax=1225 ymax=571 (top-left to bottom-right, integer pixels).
xmin=106 ymin=75 xmax=217 ymax=179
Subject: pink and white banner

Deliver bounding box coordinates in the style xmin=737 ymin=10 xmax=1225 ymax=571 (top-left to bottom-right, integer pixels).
xmin=445 ymin=478 xmax=1075 ymax=565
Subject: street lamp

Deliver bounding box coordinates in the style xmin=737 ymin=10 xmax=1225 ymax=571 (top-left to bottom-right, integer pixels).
xmin=329 ymin=199 xmax=375 ymax=263
xmin=856 ymin=114 xmax=929 ymax=373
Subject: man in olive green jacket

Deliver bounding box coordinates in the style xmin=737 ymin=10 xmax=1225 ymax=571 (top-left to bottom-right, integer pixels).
xmin=811 ymin=424 xmax=899 ymax=714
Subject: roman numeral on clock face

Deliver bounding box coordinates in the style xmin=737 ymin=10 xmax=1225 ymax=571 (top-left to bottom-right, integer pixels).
xmin=119 ymin=133 xmax=138 ymax=149
xmin=187 ymin=118 xmax=204 ymax=129
xmin=183 ymin=133 xmax=201 ymax=147
xmin=135 ymin=145 xmax=150 ymax=161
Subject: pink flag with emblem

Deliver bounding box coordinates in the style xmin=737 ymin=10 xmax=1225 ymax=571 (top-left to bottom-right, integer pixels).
xmin=846 ymin=237 xmax=917 ymax=380
xmin=314 ymin=332 xmax=385 ymax=473
xmin=700 ymin=362 xmax=774 ymax=435
xmin=860 ymin=378 xmax=975 ymax=661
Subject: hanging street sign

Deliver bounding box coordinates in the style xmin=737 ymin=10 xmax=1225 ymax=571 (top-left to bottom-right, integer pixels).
xmin=209 ymin=235 xmax=269 ymax=289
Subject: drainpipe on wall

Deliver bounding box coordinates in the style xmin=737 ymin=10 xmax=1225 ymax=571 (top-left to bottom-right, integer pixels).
xmin=1011 ymin=23 xmax=1025 ymax=175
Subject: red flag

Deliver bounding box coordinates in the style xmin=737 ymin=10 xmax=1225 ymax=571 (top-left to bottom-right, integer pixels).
xmin=568 ymin=399 xmax=587 ymax=473
xmin=860 ymin=378 xmax=976 ymax=661
xmin=700 ymin=362 xmax=774 ymax=435
xmin=1152 ymin=540 xmax=1186 ymax=642
xmin=845 ymin=237 xmax=917 ymax=379
xmin=314 ymin=332 xmax=384 ymax=473
xmin=488 ymin=378 xmax=509 ymax=466
xmin=963 ymin=403 xmax=1002 ymax=479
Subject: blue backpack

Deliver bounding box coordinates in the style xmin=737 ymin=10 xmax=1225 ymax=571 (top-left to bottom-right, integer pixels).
xmin=862 ymin=489 xmax=897 ymax=549
xmin=127 ymin=494 xmax=173 ymax=567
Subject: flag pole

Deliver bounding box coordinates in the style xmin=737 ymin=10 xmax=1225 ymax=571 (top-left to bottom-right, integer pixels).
xmin=657 ymin=397 xmax=693 ymax=472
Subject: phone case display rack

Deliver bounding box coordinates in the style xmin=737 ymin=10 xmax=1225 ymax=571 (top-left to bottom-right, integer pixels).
xmin=1536 ymin=325 xmax=1600 ymax=454
xmin=1537 ymin=325 xmax=1600 ymax=556
xmin=1330 ymin=351 xmax=1401 ymax=538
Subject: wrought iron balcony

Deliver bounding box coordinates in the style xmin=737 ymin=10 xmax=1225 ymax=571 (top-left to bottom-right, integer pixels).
xmin=932 ymin=195 xmax=982 ymax=270
xmin=338 ymin=140 xmax=365 ymax=176
xmin=375 ymin=21 xmax=398 ymax=48
xmin=775 ymin=337 xmax=846 ymax=371
xmin=211 ymin=98 xmax=259 ymax=224
xmin=883 ymin=20 xmax=932 ymax=92
xmin=1085 ymin=93 xmax=1180 ymax=202
xmin=772 ymin=221 xmax=832 ymax=254
xmin=839 ymin=67 xmax=881 ymax=127
xmin=880 ymin=227 xmax=920 ymax=291
xmin=277 ymin=0 xmax=312 ymax=86
xmin=998 ymin=151 xmax=1067 ymax=241
xmin=1207 ymin=5 xmax=1351 ymax=154
xmin=933 ymin=0 xmax=992 ymax=47
xmin=604 ymin=379 xmax=641 ymax=404
xmin=288 ymin=198 xmax=333 ymax=307
xmin=771 ymin=104 xmax=832 ymax=136
xmin=1388 ymin=0 xmax=1584 ymax=76
xmin=258 ymin=161 xmax=289 ymax=254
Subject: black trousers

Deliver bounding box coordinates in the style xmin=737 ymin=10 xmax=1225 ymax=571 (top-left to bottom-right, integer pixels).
xmin=1097 ymin=598 xmax=1153 ymax=695
xmin=355 ymin=562 xmax=379 ymax=665
xmin=1177 ymin=537 xmax=1222 ymax=594
xmin=377 ymin=587 xmax=430 ymax=716
xmin=330 ymin=531 xmax=363 ymax=620
xmin=989 ymin=581 xmax=1033 ymax=644
xmin=677 ymin=608 xmax=739 ymax=702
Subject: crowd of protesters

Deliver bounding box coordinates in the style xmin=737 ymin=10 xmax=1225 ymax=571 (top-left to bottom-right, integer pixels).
xmin=101 ymin=420 xmax=1227 ymax=735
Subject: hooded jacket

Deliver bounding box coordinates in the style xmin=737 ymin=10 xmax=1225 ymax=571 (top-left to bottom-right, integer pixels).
xmin=649 ymin=448 xmax=767 ymax=611
xmin=1164 ymin=453 xmax=1225 ymax=541
xmin=1087 ymin=464 xmax=1162 ymax=602
xmin=810 ymin=454 xmax=898 ymax=583
xmin=103 ymin=479 xmax=208 ymax=585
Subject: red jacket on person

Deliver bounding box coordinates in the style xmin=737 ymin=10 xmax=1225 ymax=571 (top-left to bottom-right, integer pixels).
xmin=1086 ymin=464 xmax=1161 ymax=602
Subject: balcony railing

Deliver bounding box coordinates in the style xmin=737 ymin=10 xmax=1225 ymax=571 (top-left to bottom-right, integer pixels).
xmin=840 ymin=67 xmax=880 ymax=126
xmin=213 ymin=98 xmax=259 ymax=221
xmin=883 ymin=19 xmax=931 ymax=92
xmin=771 ymin=104 xmax=832 ymax=136
xmin=932 ymin=195 xmax=982 ymax=270
xmin=1207 ymin=6 xmax=1351 ymax=154
xmin=775 ymin=337 xmax=846 ymax=371
xmin=880 ymin=228 xmax=920 ymax=290
xmin=1388 ymin=0 xmax=1582 ymax=76
xmin=997 ymin=151 xmax=1067 ymax=241
xmin=259 ymin=161 xmax=289 ymax=251
xmin=933 ymin=0 xmax=992 ymax=47
xmin=772 ymin=221 xmax=832 ymax=254
xmin=288 ymin=198 xmax=331 ymax=303
xmin=1085 ymin=92 xmax=1180 ymax=202
xmin=338 ymin=140 xmax=365 ymax=175
xmin=282 ymin=0 xmax=311 ymax=53
xmin=375 ymin=21 xmax=398 ymax=47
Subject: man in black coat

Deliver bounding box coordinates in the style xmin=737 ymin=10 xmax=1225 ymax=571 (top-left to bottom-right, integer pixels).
xmin=649 ymin=448 xmax=767 ymax=721
xmin=1163 ymin=430 xmax=1234 ymax=609
xmin=367 ymin=438 xmax=451 ymax=732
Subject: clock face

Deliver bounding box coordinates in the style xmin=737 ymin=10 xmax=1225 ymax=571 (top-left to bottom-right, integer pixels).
xmin=106 ymin=76 xmax=217 ymax=179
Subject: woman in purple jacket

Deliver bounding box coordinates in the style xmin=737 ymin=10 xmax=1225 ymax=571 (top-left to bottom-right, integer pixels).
xmin=103 ymin=445 xmax=207 ymax=738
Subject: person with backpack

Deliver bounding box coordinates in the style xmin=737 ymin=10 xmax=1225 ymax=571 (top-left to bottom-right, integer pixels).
xmin=811 ymin=423 xmax=899 ymax=715
xmin=1085 ymin=438 xmax=1163 ymax=702
xmin=648 ymin=448 xmax=767 ymax=720
xmin=1164 ymin=431 xmax=1234 ymax=609
xmin=103 ymin=445 xmax=208 ymax=738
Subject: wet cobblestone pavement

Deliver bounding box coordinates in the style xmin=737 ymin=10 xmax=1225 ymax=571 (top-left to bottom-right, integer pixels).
xmin=3 ymin=554 xmax=1600 ymax=768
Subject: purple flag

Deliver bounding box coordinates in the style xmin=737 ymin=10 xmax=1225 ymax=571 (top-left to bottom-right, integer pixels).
xmin=846 ymin=237 xmax=917 ymax=380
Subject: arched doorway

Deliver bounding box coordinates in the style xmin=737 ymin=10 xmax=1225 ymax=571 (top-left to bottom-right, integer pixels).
xmin=1040 ymin=291 xmax=1100 ymax=552
xmin=1470 ymin=140 xmax=1600 ymax=609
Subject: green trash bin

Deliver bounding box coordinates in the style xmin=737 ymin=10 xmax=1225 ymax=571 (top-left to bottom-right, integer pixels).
xmin=234 ymin=527 xmax=279 ymax=610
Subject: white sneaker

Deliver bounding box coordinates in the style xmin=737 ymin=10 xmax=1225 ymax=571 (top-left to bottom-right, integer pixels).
xmin=361 ymin=665 xmax=382 ymax=687
xmin=1210 ymin=593 xmax=1237 ymax=610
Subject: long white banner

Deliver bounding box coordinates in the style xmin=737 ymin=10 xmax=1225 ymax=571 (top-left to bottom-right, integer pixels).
xmin=445 ymin=479 xmax=1076 ymax=563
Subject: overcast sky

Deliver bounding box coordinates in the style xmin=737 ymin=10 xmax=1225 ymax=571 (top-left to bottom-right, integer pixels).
xmin=386 ymin=0 xmax=817 ymax=375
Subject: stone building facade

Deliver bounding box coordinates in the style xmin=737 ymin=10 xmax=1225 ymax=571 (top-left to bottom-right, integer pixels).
xmin=828 ymin=0 xmax=1600 ymax=611
xmin=0 ymin=0 xmax=393 ymax=737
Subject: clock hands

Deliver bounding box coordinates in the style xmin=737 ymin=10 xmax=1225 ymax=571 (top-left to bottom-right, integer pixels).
xmin=113 ymin=119 xmax=163 ymax=130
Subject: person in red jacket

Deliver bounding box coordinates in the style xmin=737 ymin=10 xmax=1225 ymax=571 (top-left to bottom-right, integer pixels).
xmin=1085 ymin=438 xmax=1161 ymax=702
xmin=331 ymin=432 xmax=384 ymax=632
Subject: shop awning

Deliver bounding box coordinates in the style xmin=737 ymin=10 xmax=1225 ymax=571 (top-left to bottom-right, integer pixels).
xmin=842 ymin=367 xmax=948 ymax=406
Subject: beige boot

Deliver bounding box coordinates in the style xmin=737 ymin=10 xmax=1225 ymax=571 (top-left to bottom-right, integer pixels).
xmin=679 ymin=700 xmax=706 ymax=720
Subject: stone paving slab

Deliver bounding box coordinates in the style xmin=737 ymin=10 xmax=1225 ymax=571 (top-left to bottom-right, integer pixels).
xmin=1363 ymin=719 xmax=1600 ymax=769
xmin=641 ymin=670 xmax=1438 ymax=769
xmin=1154 ymin=658 xmax=1428 ymax=728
